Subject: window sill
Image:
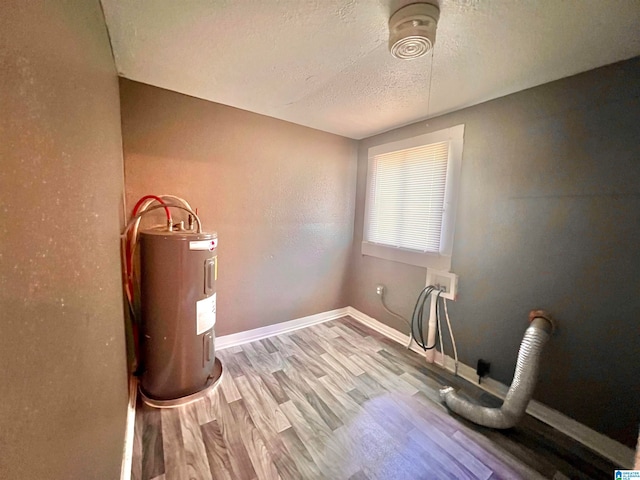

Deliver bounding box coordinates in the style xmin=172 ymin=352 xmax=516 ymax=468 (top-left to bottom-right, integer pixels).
xmin=361 ymin=241 xmax=452 ymax=270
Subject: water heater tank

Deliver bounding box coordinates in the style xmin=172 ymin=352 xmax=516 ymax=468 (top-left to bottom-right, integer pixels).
xmin=138 ymin=227 xmax=218 ymax=402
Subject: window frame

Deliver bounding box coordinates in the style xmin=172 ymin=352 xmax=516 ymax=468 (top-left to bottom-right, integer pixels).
xmin=362 ymin=124 xmax=465 ymax=269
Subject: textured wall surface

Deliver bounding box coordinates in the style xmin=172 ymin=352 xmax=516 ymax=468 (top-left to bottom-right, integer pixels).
xmin=349 ymin=57 xmax=640 ymax=447
xmin=0 ymin=2 xmax=128 ymax=479
xmin=120 ymin=79 xmax=357 ymax=337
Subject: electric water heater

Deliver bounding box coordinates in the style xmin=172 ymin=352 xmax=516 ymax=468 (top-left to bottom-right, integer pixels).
xmin=138 ymin=227 xmax=219 ymax=402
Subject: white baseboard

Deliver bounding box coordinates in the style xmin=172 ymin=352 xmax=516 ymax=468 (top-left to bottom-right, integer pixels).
xmin=216 ymin=307 xmax=349 ymax=350
xmin=346 ymin=306 xmax=635 ymax=469
xmin=120 ymin=375 xmax=138 ymax=480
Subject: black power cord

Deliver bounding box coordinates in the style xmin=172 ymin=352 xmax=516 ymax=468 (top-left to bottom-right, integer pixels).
xmin=411 ymin=285 xmax=443 ymax=351
xmin=410 ymin=285 xmax=432 ymax=350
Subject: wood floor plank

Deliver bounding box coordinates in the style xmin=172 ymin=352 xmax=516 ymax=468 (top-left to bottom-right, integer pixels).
xmin=268 ymin=335 xmax=296 ymax=357
xmin=407 ymin=427 xmax=484 ymax=480
xmin=322 ymin=333 xmax=355 ymax=358
xmin=359 ymin=393 xmax=416 ymax=440
xmin=332 ymin=335 xmax=387 ymax=365
xmin=376 ymin=348 xmax=415 ymax=372
xmin=179 ymin=402 xmax=212 ymax=480
xmin=217 ymin=349 xmax=244 ymax=378
xmin=233 ymin=375 xmax=303 ymax=479
xmin=292 ymin=345 xmax=358 ymax=393
xmin=192 ymin=395 xmax=215 ymax=426
xmin=308 ymin=322 xmax=340 ymax=339
xmin=241 ymin=342 xmax=276 ymax=374
xmin=161 ymin=408 xmax=187 ymax=480
xmin=293 ymin=329 xmax=328 ymax=356
xmin=374 ymin=339 xmax=462 ymax=388
xmin=288 ymin=331 xmax=321 ymax=355
xmin=139 ymin=404 xmax=164 ymax=480
xmin=220 ymin=370 xmax=242 ymax=403
xmin=368 ymin=348 xmax=406 ymax=376
xmin=517 ymin=414 xmax=614 ymax=478
xmin=399 ymin=371 xmax=447 ymax=407
xmin=348 ymin=471 xmax=369 ymax=480
xmin=261 ymin=337 xmax=278 ymax=354
xmin=318 ymin=351 xmax=358 ymax=390
xmin=451 ymin=430 xmax=542 ymax=480
xmin=234 ymin=373 xmax=292 ymax=433
xmin=131 ymin=402 xmax=144 ymax=480
xmin=278 ymin=426 xmax=323 ymax=480
xmin=366 ymin=394 xmax=476 ymax=479
xmin=351 ymin=371 xmax=386 ymax=399
xmin=346 ymin=387 xmax=370 ymax=406
xmin=403 ymin=363 xmax=454 ymax=394
xmin=228 ymin=398 xmax=281 ymax=480
xmin=288 ymin=347 xmax=327 ymax=378
xmin=250 ymin=338 xmax=272 ymax=357
xmin=349 ymin=352 xmax=419 ymax=397
xmin=334 ymin=402 xmax=428 ymax=480
xmin=482 ymin=428 xmax=559 ymax=478
xmin=336 ymin=318 xmax=388 ymax=350
xmin=339 ymin=317 xmax=394 ymax=345
xmin=337 ymin=318 xmax=369 ymax=337
xmin=306 ymin=375 xmax=354 ymax=425
xmin=282 ymin=356 xmax=345 ymax=431
xmin=234 ymin=349 xmax=254 ymax=371
xmin=314 ymin=336 xmax=365 ymax=377
xmin=278 ymin=336 xmax=329 ymax=378
xmin=278 ymin=400 xmax=358 ymax=479
xmin=330 ymin=324 xmax=372 ymax=347
xmin=201 ymin=419 xmax=235 ymax=480
xmin=401 ymin=430 xmax=471 ymax=480
xmin=405 ymin=392 xmax=460 ymax=437
xmin=260 ymin=371 xmax=290 ymax=405
xmin=320 ymin=352 xmax=364 ymax=384
xmin=251 ymin=340 xmax=289 ymax=373
xmin=302 ymin=385 xmax=344 ymax=431
xmin=289 ymin=355 xmax=350 ymax=430
xmin=194 ymin=387 xmax=221 ymax=426
xmin=212 ymin=391 xmax=258 ymax=480
xmin=315 ymin=367 xmax=360 ymax=405
xmin=274 ymin=368 xmax=336 ymax=437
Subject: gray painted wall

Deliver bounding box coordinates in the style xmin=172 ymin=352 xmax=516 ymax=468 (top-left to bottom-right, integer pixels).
xmin=120 ymin=79 xmax=357 ymax=337
xmin=0 ymin=1 xmax=128 ymax=478
xmin=349 ymin=57 xmax=640 ymax=447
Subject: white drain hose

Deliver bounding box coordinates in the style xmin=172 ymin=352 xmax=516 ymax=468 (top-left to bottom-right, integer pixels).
xmin=439 ymin=310 xmax=555 ymax=429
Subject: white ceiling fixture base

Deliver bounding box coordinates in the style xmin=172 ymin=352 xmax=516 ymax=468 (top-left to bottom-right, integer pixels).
xmin=389 ymin=3 xmax=439 ymax=60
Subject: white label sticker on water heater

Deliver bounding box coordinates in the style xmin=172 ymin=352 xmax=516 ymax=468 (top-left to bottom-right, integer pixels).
xmin=190 ymin=239 xmax=218 ymax=251
xmin=196 ymin=293 xmax=216 ymax=335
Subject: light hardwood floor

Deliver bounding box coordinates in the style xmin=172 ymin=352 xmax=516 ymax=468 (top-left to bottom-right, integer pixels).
xmin=131 ymin=316 xmax=617 ymax=480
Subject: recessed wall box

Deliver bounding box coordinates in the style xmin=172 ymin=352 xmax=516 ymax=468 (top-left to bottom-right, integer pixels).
xmin=425 ymin=268 xmax=458 ymax=300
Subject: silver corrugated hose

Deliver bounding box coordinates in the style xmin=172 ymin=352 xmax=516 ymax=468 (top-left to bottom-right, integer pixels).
xmin=439 ymin=310 xmax=555 ymax=429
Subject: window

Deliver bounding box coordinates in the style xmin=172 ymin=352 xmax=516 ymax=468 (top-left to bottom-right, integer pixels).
xmin=362 ymin=125 xmax=464 ymax=269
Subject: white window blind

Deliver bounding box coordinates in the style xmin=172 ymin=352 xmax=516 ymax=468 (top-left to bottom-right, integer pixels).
xmin=366 ymin=141 xmax=450 ymax=253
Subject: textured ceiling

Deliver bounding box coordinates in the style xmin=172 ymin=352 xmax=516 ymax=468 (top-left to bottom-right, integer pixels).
xmin=101 ymin=0 xmax=640 ymax=139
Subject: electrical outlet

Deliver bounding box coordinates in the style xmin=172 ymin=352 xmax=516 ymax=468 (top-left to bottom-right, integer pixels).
xmin=476 ymin=359 xmax=490 ymax=384
xmin=376 ymin=285 xmax=384 ymax=296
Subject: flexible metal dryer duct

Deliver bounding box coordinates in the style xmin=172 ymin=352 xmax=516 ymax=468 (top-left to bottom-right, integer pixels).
xmin=439 ymin=310 xmax=555 ymax=429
